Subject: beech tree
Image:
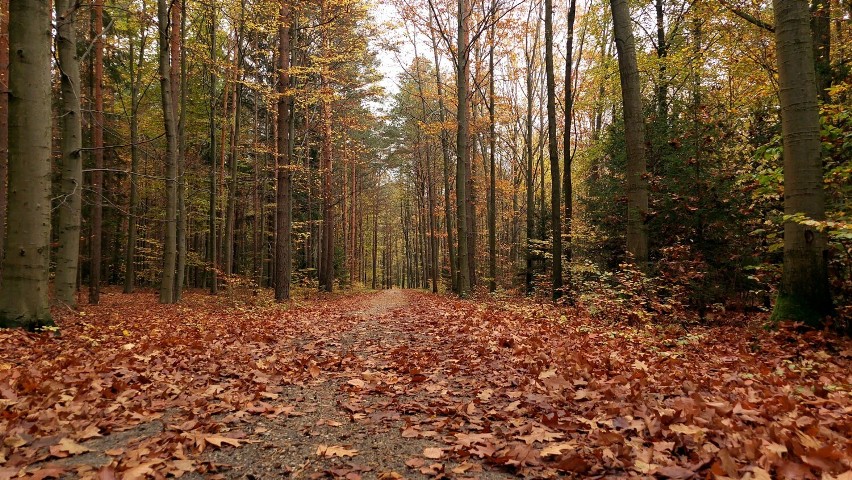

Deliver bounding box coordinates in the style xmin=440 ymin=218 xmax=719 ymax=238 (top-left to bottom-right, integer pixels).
xmin=55 ymin=0 xmax=84 ymax=307
xmin=769 ymin=0 xmax=833 ymax=324
xmin=0 ymin=0 xmax=52 ymax=328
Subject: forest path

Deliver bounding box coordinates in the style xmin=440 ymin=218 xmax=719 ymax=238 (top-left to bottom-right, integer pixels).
xmin=7 ymin=288 xmax=849 ymax=479
xmin=191 ymin=288 xmax=516 ymax=479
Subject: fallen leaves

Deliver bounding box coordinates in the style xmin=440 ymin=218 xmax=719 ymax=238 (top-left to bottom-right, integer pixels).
xmin=316 ymin=445 xmax=359 ymax=458
xmin=1 ymin=289 xmax=850 ymax=480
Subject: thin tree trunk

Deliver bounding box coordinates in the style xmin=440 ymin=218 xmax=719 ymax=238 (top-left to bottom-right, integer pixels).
xmin=55 ymin=0 xmax=83 ymax=307
xmin=428 ymin=15 xmax=456 ymax=292
xmin=611 ymin=0 xmax=649 ymax=266
xmin=487 ymin=14 xmax=497 ymax=293
xmin=0 ymin=0 xmax=52 ymax=327
xmin=562 ymin=0 xmax=577 ymax=299
xmin=124 ymin=34 xmax=143 ymax=294
xmin=545 ymin=0 xmax=563 ymax=299
xmin=173 ymin=0 xmax=187 ymax=302
xmin=275 ymin=0 xmax=292 ymax=301
xmin=0 ymin=0 xmax=8 ymax=281
xmin=90 ymin=0 xmax=104 ymax=305
xmin=208 ymin=1 xmax=218 ymax=295
xmin=456 ymin=0 xmax=471 ymax=296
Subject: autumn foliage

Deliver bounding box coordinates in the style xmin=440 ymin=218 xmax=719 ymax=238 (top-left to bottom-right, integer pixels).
xmin=1 ymin=290 xmax=850 ymax=478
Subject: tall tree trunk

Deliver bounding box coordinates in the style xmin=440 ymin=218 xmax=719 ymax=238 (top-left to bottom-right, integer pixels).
xmin=487 ymin=14 xmax=497 ymax=293
xmin=158 ymin=0 xmax=179 ymax=303
xmin=225 ymin=6 xmax=244 ymax=281
xmin=455 ymin=0 xmax=471 ymax=296
xmin=611 ymin=0 xmax=649 ymax=267
xmin=173 ymin=0 xmax=187 ymax=302
xmin=124 ymin=35 xmax=144 ymax=294
xmin=319 ymin=10 xmax=334 ymax=292
xmin=769 ymin=0 xmax=834 ymax=325
xmin=208 ymin=1 xmax=218 ymax=295
xmin=545 ymin=0 xmax=563 ymax=299
xmin=275 ymin=0 xmax=292 ymax=301
xmin=0 ymin=0 xmax=52 ymax=327
xmin=524 ymin=3 xmax=539 ymax=294
xmin=0 ymin=0 xmax=8 ymax=281
xmin=55 ymin=0 xmax=83 ymax=307
xmin=562 ymin=0 xmax=577 ymax=299
xmin=428 ymin=14 xmax=456 ymax=292
xmin=90 ymin=0 xmax=104 ymax=305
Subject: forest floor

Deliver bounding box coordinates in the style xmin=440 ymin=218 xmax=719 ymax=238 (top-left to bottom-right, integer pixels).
xmin=0 ymin=288 xmax=850 ymax=480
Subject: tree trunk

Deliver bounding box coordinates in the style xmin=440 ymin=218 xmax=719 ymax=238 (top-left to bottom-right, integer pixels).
xmin=0 ymin=0 xmax=8 ymax=282
xmin=524 ymin=3 xmax=539 ymax=294
xmin=545 ymin=0 xmax=563 ymax=299
xmin=455 ymin=0 xmax=471 ymax=296
xmin=90 ymin=0 xmax=104 ymax=305
xmin=428 ymin=14 xmax=456 ymax=292
xmin=611 ymin=0 xmax=649 ymax=266
xmin=769 ymin=0 xmax=834 ymax=325
xmin=55 ymin=0 xmax=83 ymax=307
xmin=487 ymin=9 xmax=497 ymax=293
xmin=319 ymin=14 xmax=334 ymax=292
xmin=275 ymin=0 xmax=292 ymax=301
xmin=0 ymin=0 xmax=52 ymax=328
xmin=158 ymin=0 xmax=179 ymax=303
xmin=124 ymin=38 xmax=142 ymax=294
xmin=208 ymin=1 xmax=218 ymax=295
xmin=562 ymin=0 xmax=577 ymax=299
xmin=173 ymin=0 xmax=187 ymax=302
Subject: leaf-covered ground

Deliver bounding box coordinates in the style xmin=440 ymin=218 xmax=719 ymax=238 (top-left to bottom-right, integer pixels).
xmin=0 ymin=289 xmax=850 ymax=479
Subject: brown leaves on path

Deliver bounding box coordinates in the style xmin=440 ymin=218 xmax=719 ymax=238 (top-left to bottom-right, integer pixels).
xmin=0 ymin=287 xmax=850 ymax=479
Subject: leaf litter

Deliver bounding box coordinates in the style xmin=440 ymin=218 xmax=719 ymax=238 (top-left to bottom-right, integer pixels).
xmin=0 ymin=288 xmax=849 ymax=479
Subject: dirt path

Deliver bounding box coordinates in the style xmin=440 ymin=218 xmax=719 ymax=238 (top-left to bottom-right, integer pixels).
xmin=190 ymin=289 xmax=513 ymax=479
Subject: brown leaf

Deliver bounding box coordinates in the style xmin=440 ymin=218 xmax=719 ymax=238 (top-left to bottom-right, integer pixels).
xmin=422 ymin=447 xmax=444 ymax=459
xmin=316 ymin=445 xmax=358 ymax=458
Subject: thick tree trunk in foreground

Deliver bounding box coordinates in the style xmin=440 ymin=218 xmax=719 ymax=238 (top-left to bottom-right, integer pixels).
xmin=611 ymin=0 xmax=649 ymax=267
xmin=55 ymin=0 xmax=84 ymax=307
xmin=545 ymin=0 xmax=562 ymax=299
xmin=158 ymin=0 xmax=179 ymax=303
xmin=275 ymin=0 xmax=292 ymax=301
xmin=770 ymin=0 xmax=833 ymax=325
xmin=0 ymin=0 xmax=52 ymax=328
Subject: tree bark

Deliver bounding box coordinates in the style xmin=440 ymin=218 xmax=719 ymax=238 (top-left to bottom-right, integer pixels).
xmin=770 ymin=0 xmax=834 ymax=325
xmin=562 ymin=0 xmax=577 ymax=299
xmin=275 ymin=0 xmax=292 ymax=301
xmin=89 ymin=0 xmax=104 ymax=305
xmin=173 ymin=0 xmax=187 ymax=302
xmin=158 ymin=0 xmax=179 ymax=303
xmin=208 ymin=1 xmax=218 ymax=295
xmin=611 ymin=0 xmax=649 ymax=266
xmin=0 ymin=0 xmax=52 ymax=328
xmin=487 ymin=7 xmax=497 ymax=293
xmin=545 ymin=0 xmax=563 ymax=299
xmin=455 ymin=0 xmax=471 ymax=296
xmin=55 ymin=0 xmax=83 ymax=307
xmin=0 ymin=0 xmax=8 ymax=281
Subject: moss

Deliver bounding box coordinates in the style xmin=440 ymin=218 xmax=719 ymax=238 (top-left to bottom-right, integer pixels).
xmin=769 ymin=293 xmax=827 ymax=328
